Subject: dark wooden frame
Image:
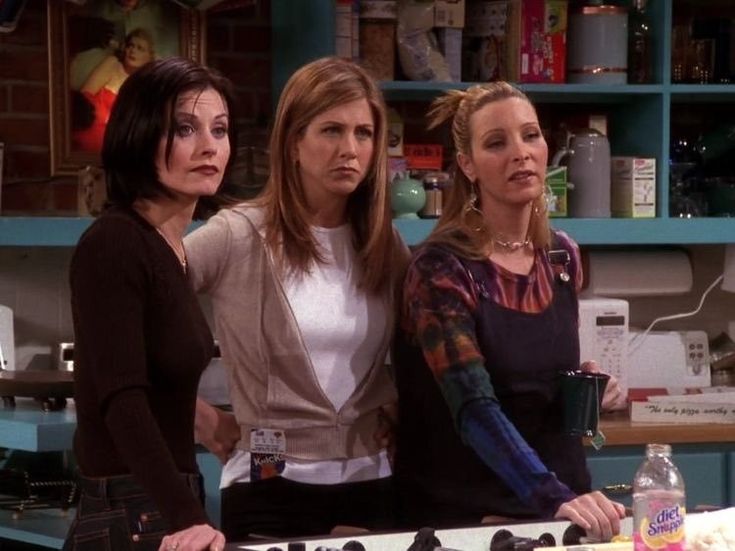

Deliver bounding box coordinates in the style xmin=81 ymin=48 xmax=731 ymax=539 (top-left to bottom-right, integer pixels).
xmin=48 ymin=1 xmax=205 ymax=176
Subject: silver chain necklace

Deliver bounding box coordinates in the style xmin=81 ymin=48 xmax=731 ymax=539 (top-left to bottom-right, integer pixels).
xmin=155 ymin=227 xmax=187 ymax=271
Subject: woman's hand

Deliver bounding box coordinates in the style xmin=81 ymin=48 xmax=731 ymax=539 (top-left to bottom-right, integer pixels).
xmin=194 ymin=398 xmax=240 ymax=464
xmin=580 ymin=360 xmax=627 ymax=412
xmin=159 ymin=524 xmax=224 ymax=551
xmin=554 ymin=491 xmax=626 ymax=542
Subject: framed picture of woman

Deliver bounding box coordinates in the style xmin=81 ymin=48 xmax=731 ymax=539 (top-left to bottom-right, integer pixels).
xmin=48 ymin=0 xmax=205 ymax=175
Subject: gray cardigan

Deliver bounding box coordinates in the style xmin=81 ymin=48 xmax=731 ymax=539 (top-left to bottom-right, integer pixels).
xmin=185 ymin=205 xmax=409 ymax=460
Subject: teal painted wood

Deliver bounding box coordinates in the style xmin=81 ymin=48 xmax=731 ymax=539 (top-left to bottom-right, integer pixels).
xmin=0 ymin=218 xmax=204 ymax=247
xmin=3 ymin=216 xmax=735 ymax=247
xmin=586 ymin=445 xmax=731 ymax=510
xmin=271 ymin=0 xmax=335 ymax=104
xmin=393 ymin=217 xmax=735 ymax=247
xmin=0 ymin=400 xmax=76 ymax=452
xmin=729 ymin=453 xmax=735 ymax=508
xmin=0 ymin=217 xmax=92 ymax=247
xmin=0 ymin=508 xmax=70 ymax=549
xmin=196 ymin=451 xmax=223 ymax=529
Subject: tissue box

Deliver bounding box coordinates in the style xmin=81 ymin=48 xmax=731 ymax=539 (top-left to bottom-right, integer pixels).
xmin=611 ymin=157 xmax=656 ymax=218
xmin=546 ymin=166 xmax=568 ymax=217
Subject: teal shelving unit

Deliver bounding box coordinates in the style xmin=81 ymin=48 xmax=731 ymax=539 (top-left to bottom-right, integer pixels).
xmin=1 ymin=0 xmax=733 ymax=248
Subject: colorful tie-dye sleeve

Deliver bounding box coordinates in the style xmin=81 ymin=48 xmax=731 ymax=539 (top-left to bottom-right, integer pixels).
xmin=403 ymin=245 xmax=576 ymax=517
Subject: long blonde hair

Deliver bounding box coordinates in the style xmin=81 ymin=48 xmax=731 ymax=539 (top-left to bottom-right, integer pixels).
xmin=425 ymin=82 xmax=550 ymax=258
xmin=254 ymin=57 xmax=394 ymax=293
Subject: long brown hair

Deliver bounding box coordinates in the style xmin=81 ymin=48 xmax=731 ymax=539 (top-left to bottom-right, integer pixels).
xmin=253 ymin=56 xmax=393 ymax=293
xmin=425 ymin=82 xmax=550 ymax=259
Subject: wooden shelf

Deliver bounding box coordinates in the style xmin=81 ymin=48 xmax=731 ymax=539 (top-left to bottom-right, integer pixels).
xmin=4 ymin=216 xmax=735 ymax=247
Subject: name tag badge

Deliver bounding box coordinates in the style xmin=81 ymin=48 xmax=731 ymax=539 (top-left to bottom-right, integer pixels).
xmin=250 ymin=428 xmax=286 ymax=481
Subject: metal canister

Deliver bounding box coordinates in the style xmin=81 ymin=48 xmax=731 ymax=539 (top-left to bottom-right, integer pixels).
xmin=567 ymin=5 xmax=628 ymax=84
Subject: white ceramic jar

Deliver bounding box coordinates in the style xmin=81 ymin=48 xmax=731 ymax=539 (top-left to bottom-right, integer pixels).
xmin=567 ymin=5 xmax=628 ymax=84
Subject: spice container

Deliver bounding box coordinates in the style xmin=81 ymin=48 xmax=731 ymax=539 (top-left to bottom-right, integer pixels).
xmin=420 ymin=172 xmax=448 ymax=219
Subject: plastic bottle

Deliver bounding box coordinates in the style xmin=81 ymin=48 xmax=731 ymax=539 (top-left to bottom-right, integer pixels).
xmin=632 ymin=443 xmax=686 ymax=551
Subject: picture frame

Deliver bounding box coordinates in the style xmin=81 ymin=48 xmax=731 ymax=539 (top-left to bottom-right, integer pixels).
xmin=48 ymin=0 xmax=205 ymax=176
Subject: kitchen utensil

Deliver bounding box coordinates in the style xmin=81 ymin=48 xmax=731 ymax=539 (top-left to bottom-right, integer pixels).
xmin=551 ymin=129 xmax=611 ymax=217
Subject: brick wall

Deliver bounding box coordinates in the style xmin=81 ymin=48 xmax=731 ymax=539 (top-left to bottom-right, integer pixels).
xmin=0 ymin=0 xmax=272 ymax=213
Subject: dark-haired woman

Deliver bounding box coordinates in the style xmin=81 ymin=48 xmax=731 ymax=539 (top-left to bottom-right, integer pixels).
xmin=64 ymin=57 xmax=235 ymax=551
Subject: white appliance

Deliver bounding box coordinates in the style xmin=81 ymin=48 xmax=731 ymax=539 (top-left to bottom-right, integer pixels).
xmin=0 ymin=304 xmax=14 ymax=371
xmin=578 ymin=298 xmax=629 ymax=393
xmin=628 ymin=330 xmax=711 ymax=389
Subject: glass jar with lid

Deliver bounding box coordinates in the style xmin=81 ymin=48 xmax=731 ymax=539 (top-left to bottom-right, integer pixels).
xmin=420 ymin=171 xmax=449 ymax=219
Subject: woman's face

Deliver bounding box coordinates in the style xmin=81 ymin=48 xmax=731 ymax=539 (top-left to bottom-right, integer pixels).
xmin=294 ymin=98 xmax=375 ymax=210
xmin=458 ymin=97 xmax=548 ymax=211
xmin=155 ymin=88 xmax=230 ymax=201
xmin=124 ymin=36 xmax=153 ymax=70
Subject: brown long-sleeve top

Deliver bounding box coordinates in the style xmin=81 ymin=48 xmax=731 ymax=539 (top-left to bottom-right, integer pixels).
xmin=70 ymin=206 xmax=214 ymax=530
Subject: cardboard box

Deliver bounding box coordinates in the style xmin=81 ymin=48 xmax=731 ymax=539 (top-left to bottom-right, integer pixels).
xmin=546 ymin=166 xmax=568 ymax=217
xmin=506 ymin=0 xmax=568 ymax=83
xmin=404 ymin=144 xmax=443 ymax=171
xmin=434 ymin=0 xmax=465 ymax=28
xmin=611 ymin=157 xmax=656 ymax=218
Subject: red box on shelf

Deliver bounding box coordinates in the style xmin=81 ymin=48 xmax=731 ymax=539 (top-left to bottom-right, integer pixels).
xmin=404 ymin=144 xmax=443 ymax=171
xmin=507 ymin=0 xmax=568 ymax=83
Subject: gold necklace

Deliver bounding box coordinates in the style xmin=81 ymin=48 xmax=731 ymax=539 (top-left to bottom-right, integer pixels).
xmin=492 ymin=236 xmax=532 ymax=252
xmin=155 ymin=227 xmax=187 ymax=270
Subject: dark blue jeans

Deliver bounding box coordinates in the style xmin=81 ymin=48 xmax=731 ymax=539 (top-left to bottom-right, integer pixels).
xmin=62 ymin=473 xmax=203 ymax=551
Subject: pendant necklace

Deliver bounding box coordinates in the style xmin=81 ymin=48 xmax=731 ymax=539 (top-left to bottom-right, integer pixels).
xmin=155 ymin=227 xmax=187 ymax=271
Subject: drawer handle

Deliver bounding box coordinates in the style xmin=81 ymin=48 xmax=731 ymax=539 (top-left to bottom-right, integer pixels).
xmin=601 ymin=483 xmax=633 ymax=496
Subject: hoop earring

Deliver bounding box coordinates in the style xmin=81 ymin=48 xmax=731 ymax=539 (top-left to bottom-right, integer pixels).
xmin=533 ymin=186 xmax=551 ymax=217
xmin=463 ymin=184 xmax=485 ymax=233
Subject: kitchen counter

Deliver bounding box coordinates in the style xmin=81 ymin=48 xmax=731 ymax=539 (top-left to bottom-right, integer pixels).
xmin=0 ymin=399 xmax=76 ymax=452
xmin=592 ymin=410 xmax=735 ymax=446
xmin=3 ymin=402 xmax=735 ymax=453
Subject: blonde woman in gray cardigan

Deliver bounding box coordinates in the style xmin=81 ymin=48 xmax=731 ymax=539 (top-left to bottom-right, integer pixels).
xmin=185 ymin=57 xmax=409 ymax=541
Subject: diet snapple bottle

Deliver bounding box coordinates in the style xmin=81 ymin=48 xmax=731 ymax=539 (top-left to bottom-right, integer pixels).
xmin=633 ymin=443 xmax=686 ymax=551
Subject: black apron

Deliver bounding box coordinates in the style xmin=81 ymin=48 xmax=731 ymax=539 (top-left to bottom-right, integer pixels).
xmin=394 ymin=240 xmax=591 ymax=529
